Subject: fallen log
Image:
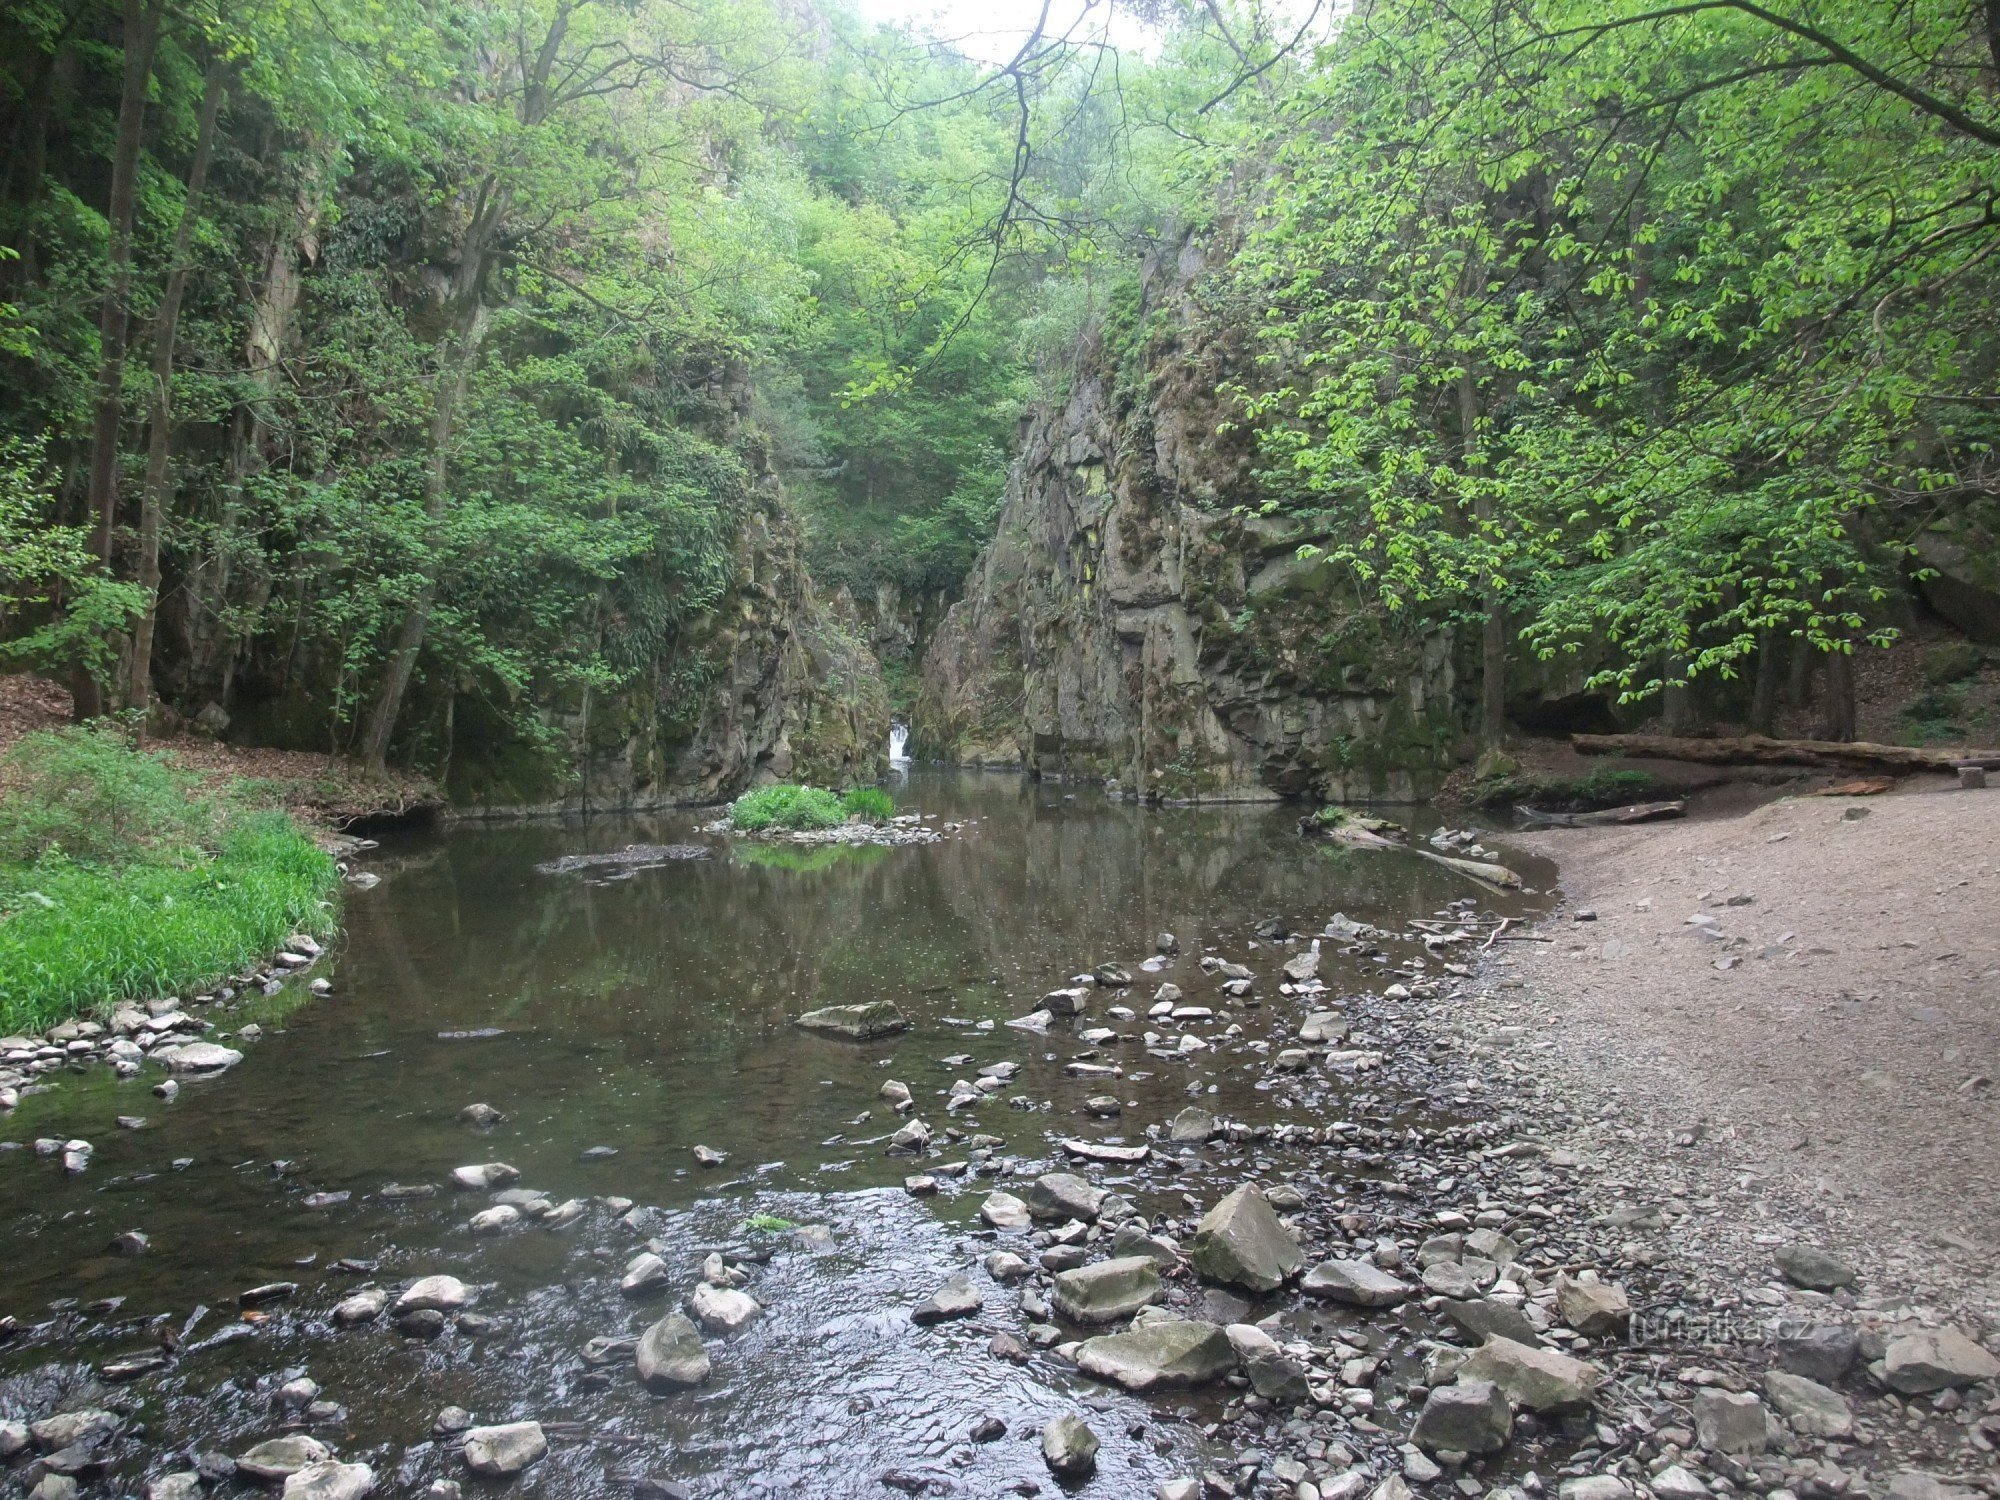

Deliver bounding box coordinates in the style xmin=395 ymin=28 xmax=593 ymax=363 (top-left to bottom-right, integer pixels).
xmin=1570 ymin=733 xmax=2000 ymax=773
xmin=1518 ymin=799 xmax=1686 ymax=828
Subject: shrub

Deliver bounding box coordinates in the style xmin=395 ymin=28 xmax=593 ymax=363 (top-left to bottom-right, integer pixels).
xmin=839 ymin=786 xmax=895 ymax=822
xmin=728 ymin=784 xmax=846 ymax=831
xmin=0 ymin=725 xmax=215 ymax=865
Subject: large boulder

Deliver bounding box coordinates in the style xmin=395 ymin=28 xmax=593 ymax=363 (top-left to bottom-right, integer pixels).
xmin=1041 ymin=1414 xmax=1098 ymax=1481
xmin=236 ymin=1437 xmax=331 ymax=1482
xmin=1441 ymin=1297 xmax=1542 ymax=1348
xmin=282 ymin=1463 xmax=374 ymax=1500
xmin=460 ymin=1423 xmax=547 ymax=1477
xmin=1187 ymin=1185 xmax=1302 ymax=1293
xmin=1074 ymin=1318 xmax=1236 ymax=1391
xmin=1302 ymin=1259 xmax=1412 ymax=1308
xmin=1459 ymin=1337 xmax=1603 ymax=1412
xmin=154 ymin=1042 xmax=243 ymax=1073
xmin=1410 ymin=1379 xmax=1511 ymax=1455
xmin=635 ymin=1312 xmax=710 ymax=1390
xmin=1693 ymin=1390 xmax=1769 ymax=1455
xmin=1052 ymin=1257 xmax=1161 ymax=1323
xmin=1882 ymin=1328 xmax=2000 ymax=1393
xmin=795 ymin=1002 xmax=908 ymax=1040
xmin=979 ymin=1191 xmax=1032 ymax=1228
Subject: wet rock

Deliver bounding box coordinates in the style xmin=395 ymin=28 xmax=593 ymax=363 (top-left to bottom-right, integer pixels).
xmin=1887 ymin=1473 xmax=1981 ymax=1500
xmin=397 ymin=1309 xmax=446 ymax=1339
xmin=980 ymin=1191 xmax=1032 ymax=1228
xmin=688 ymin=1283 xmax=760 ymax=1334
xmin=0 ymin=1420 xmax=27 ymax=1458
xmin=1188 ymin=1185 xmax=1302 ymax=1293
xmin=879 ymin=1079 xmax=913 ymax=1109
xmin=1092 ymin=963 xmax=1132 ymax=987
xmin=1109 ymin=1224 xmax=1179 ymax=1267
xmin=635 ymin=1312 xmax=710 ymax=1390
xmin=392 ymin=1275 xmax=472 ymax=1315
xmin=970 ymin=1416 xmax=1005 ymax=1444
xmin=1156 ymin=933 xmax=1178 ymax=954
xmin=1157 ymin=1483 xmax=1200 ymax=1500
xmin=1074 ymin=1318 xmax=1235 ymax=1390
xmin=692 ymin=1145 xmax=727 ymax=1167
xmin=30 ymin=1478 xmax=79 ymax=1500
xmin=433 ymin=1408 xmax=474 ymax=1436
xmin=31 ymin=1413 xmax=117 ymax=1452
xmin=1082 ymin=1094 xmax=1121 ymax=1117
xmin=1299 ymin=1012 xmax=1349 ymax=1044
xmin=1025 ymin=1172 xmax=1105 ymax=1223
xmin=1409 ymin=1378 xmax=1511 ymax=1455
xmin=542 ymin=1198 xmax=587 ymax=1229
xmin=1458 ymin=1336 xmax=1603 ymax=1411
xmin=1773 ymin=1244 xmax=1857 ymax=1290
xmin=1441 ymin=1297 xmax=1542 ymax=1347
xmin=146 ymin=1474 xmax=202 ymax=1500
xmin=332 ymin=1289 xmax=390 ymax=1326
xmin=903 ymin=1175 xmax=937 ymax=1196
xmin=458 ymin=1103 xmax=505 ymax=1128
xmin=237 ymin=1436 xmax=332 ymax=1482
xmin=468 ymin=1205 xmax=521 ymax=1235
xmin=1773 ymin=1325 xmax=1857 ymax=1382
xmin=1168 ymin=1107 xmax=1218 ymax=1143
xmin=621 ymin=1253 xmax=671 ymax=1296
xmin=1059 ymin=1137 xmax=1147 ymax=1164
xmin=887 ymin=1119 xmax=931 ymax=1154
xmin=985 ymin=1250 xmax=1030 ymax=1280
xmin=282 ymin=1462 xmax=375 ymax=1500
xmin=990 ymin=1331 xmax=1030 ymax=1363
xmin=449 ymin=1163 xmax=519 ymax=1191
xmin=461 ymin=1422 xmax=547 ymax=1477
xmin=1052 ymin=1256 xmax=1161 ymax=1323
xmin=154 ymin=1042 xmax=243 ymax=1072
xmin=1282 ymin=945 xmax=1321 ymax=982
xmin=795 ymin=1002 xmax=908 ymax=1040
xmin=1881 ymin=1327 xmax=2000 ymax=1392
xmin=1043 ymin=988 xmax=1090 ymax=1016
xmin=109 ymin=1229 xmax=149 ymax=1255
xmin=1302 ymin=1259 xmax=1412 ymax=1308
xmin=1421 ymin=1261 xmax=1479 ymax=1299
xmin=912 ymin=1275 xmax=983 ymax=1325
xmin=1692 ymin=1389 xmax=1770 ymax=1455
xmin=1554 ymin=1275 xmax=1630 ymax=1336
xmin=1041 ymin=1414 xmax=1098 ymax=1481
xmin=1763 ymin=1371 xmax=1852 ymax=1437
xmin=278 ymin=1378 xmax=321 ymax=1411
xmin=1226 ymin=1323 xmax=1310 ymax=1404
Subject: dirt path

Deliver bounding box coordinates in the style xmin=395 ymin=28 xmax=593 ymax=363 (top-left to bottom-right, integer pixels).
xmin=1476 ymin=778 xmax=2000 ymax=1317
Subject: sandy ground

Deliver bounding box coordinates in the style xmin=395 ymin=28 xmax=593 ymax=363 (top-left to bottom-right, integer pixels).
xmin=1473 ymin=776 xmax=2000 ymax=1321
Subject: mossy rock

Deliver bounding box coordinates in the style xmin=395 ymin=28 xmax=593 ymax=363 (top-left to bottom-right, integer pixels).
xmin=1923 ymin=640 xmax=1985 ymax=686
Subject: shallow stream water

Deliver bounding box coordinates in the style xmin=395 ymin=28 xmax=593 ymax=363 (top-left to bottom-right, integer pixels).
xmin=0 ymin=771 xmax=1549 ymax=1498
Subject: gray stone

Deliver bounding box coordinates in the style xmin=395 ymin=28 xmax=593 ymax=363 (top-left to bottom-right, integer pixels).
xmin=1886 ymin=1473 xmax=1980 ymax=1500
xmin=146 ymin=1474 xmax=203 ymax=1500
xmin=1074 ymin=1318 xmax=1236 ymax=1390
xmin=1774 ymin=1245 xmax=1858 ymax=1291
xmin=448 ymin=1163 xmax=519 ymax=1191
xmin=795 ymin=1002 xmax=908 ymax=1040
xmin=1692 ymin=1389 xmax=1769 ymax=1455
xmin=621 ymin=1252 xmax=671 ymax=1296
xmin=1558 ymin=1480 xmax=1631 ymax=1500
xmin=913 ymin=1275 xmax=983 ymax=1325
xmin=237 ymin=1436 xmax=332 ymax=1482
xmin=1882 ymin=1327 xmax=2000 ymax=1392
xmin=1764 ymin=1371 xmax=1852 ymax=1438
xmin=332 ymin=1289 xmax=389 ymax=1326
xmin=461 ymin=1422 xmax=546 ymax=1477
xmin=1226 ymin=1323 xmax=1310 ymax=1404
xmin=282 ymin=1462 xmax=375 ymax=1500
xmin=1555 ymin=1275 xmax=1630 ymax=1336
xmin=468 ymin=1205 xmax=520 ymax=1235
xmin=30 ymin=1413 xmax=116 ymax=1452
xmin=1303 ymin=1258 xmax=1412 ymax=1308
xmin=458 ymin=1103 xmax=504 ymax=1127
xmin=154 ymin=1042 xmax=243 ymax=1072
xmin=30 ymin=1478 xmax=78 ymax=1500
xmin=1773 ymin=1324 xmax=1857 ymax=1382
xmin=1409 ymin=1378 xmax=1511 ymax=1455
xmin=1168 ymin=1106 xmax=1218 ymax=1143
xmin=1650 ymin=1466 xmax=1710 ymax=1500
xmin=0 ymin=1421 xmax=28 ymax=1459
xmin=1109 ymin=1223 xmax=1180 ymax=1267
xmin=635 ymin=1312 xmax=710 ymax=1390
xmin=1441 ymin=1297 xmax=1542 ymax=1347
xmin=1299 ymin=1011 xmax=1349 ymax=1044
xmin=1187 ymin=1184 xmax=1302 ymax=1293
xmin=688 ymin=1283 xmax=760 ymax=1334
xmin=979 ymin=1191 xmax=1032 ymax=1228
xmin=1422 ymin=1261 xmax=1478 ymax=1299
xmin=1052 ymin=1256 xmax=1161 ymax=1323
xmin=1041 ymin=1414 xmax=1097 ymax=1481
xmin=392 ymin=1276 xmax=472 ymax=1315
xmin=1025 ymin=1172 xmax=1106 ymax=1222
xmin=1459 ymin=1336 xmax=1603 ymax=1411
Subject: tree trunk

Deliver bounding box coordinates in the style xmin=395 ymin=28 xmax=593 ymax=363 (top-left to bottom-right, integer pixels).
xmin=1819 ymin=645 xmax=1857 ymax=742
xmin=74 ymin=0 xmax=161 ymax=718
xmin=1459 ymin=368 xmax=1505 ymax=750
xmin=1749 ymin=631 xmax=1782 ymax=734
xmin=130 ymin=58 xmax=226 ymax=720
xmin=1572 ymin=732 xmax=1995 ymax=772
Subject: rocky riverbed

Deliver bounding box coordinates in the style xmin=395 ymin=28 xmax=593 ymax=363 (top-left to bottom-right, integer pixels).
xmin=0 ymin=777 xmax=1993 ymax=1500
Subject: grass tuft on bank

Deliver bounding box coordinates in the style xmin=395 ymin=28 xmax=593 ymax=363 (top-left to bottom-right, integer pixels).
xmin=0 ymin=726 xmax=338 ymax=1035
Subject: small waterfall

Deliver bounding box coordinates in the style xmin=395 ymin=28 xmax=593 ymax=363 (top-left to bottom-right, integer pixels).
xmin=888 ymin=722 xmax=910 ymax=764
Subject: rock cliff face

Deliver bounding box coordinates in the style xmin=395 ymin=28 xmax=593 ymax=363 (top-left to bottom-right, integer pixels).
xmin=453 ymin=494 xmax=888 ymax=815
xmin=916 ymin=242 xmax=1460 ymax=803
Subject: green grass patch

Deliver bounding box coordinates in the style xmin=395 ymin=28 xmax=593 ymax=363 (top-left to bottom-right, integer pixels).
xmin=839 ymin=786 xmax=895 ymax=822
xmin=1466 ymin=762 xmax=1662 ymax=812
xmin=728 ymin=784 xmax=847 ymax=831
xmin=0 ymin=727 xmax=338 ymax=1035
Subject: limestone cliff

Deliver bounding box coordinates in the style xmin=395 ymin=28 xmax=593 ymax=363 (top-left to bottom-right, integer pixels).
xmin=452 ymin=492 xmax=888 ymax=815
xmin=915 ymin=240 xmax=1460 ymax=803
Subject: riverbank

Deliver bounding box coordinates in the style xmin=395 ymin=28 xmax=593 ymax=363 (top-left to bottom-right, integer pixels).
xmin=1477 ymin=778 xmax=2000 ymax=1316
